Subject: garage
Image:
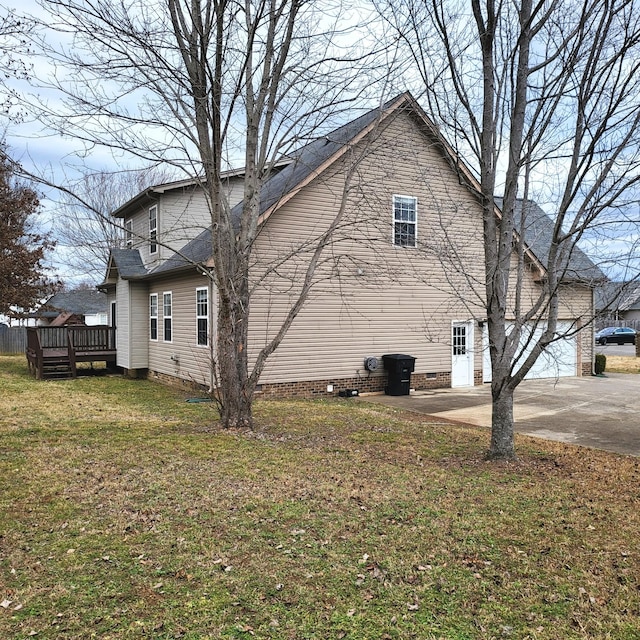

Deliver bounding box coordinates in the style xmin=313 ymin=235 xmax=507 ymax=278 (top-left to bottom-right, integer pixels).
xmin=483 ymin=321 xmax=577 ymax=382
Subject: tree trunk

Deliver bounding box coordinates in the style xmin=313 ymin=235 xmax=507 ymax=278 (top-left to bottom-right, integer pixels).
xmin=487 ymin=383 xmax=516 ymax=460
xmin=216 ymin=286 xmax=253 ymax=429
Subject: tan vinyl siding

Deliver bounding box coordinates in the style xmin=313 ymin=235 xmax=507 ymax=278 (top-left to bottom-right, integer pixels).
xmin=125 ymin=204 xmax=160 ymax=269
xmin=125 ymin=180 xmax=243 ymax=271
xmin=133 ymin=108 xmax=594 ymax=390
xmin=158 ymin=189 xmax=210 ymax=260
xmin=115 ymin=280 xmax=150 ymax=370
xmin=246 ymin=109 xmax=594 ymax=385
xmin=115 ymin=280 xmax=130 ymax=368
xmin=129 ymin=282 xmax=150 ymax=368
xmin=247 ymin=110 xmax=488 ymax=384
xmin=224 ymin=175 xmax=245 ymax=209
xmin=148 ymin=273 xmax=214 ymax=387
xmin=124 ymin=209 xmax=149 ymax=254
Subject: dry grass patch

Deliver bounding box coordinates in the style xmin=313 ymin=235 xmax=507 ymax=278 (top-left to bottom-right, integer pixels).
xmin=604 ymin=355 xmax=640 ymax=374
xmin=0 ymin=355 xmax=639 ymax=639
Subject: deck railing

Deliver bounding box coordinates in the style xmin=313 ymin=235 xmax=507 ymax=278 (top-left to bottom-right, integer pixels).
xmin=27 ymin=326 xmax=116 ymax=351
xmin=26 ymin=326 xmax=117 ymax=379
xmin=68 ymin=326 xmax=116 ymax=352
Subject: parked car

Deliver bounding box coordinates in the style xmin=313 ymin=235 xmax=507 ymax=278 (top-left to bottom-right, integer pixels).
xmin=595 ymin=326 xmax=636 ymax=345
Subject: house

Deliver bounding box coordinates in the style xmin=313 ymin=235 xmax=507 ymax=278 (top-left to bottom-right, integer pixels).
xmin=100 ymin=93 xmax=599 ymax=396
xmin=32 ymin=290 xmax=109 ymax=327
xmin=595 ymin=281 xmax=640 ymax=324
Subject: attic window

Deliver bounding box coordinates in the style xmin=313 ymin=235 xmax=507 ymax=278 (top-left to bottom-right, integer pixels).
xmin=149 ymin=205 xmax=157 ymax=254
xmin=393 ymin=195 xmax=417 ymax=247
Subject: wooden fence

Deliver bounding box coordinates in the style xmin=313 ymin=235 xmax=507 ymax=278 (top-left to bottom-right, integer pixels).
xmin=0 ymin=327 xmax=27 ymax=354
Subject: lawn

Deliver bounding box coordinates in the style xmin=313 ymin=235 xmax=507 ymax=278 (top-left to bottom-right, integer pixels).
xmin=604 ymin=355 xmax=640 ymax=374
xmin=0 ymin=354 xmax=639 ymax=639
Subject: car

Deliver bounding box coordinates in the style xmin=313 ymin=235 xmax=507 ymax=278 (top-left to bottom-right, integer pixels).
xmin=595 ymin=326 xmax=636 ymax=345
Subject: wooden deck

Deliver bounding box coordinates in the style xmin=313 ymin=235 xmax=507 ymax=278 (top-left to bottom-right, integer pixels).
xmin=26 ymin=326 xmax=117 ymax=379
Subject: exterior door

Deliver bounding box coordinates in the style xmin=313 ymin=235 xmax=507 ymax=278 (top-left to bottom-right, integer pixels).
xmin=451 ymin=321 xmax=474 ymax=387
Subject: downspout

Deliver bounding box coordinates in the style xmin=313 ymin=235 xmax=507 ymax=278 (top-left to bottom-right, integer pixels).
xmin=592 ymin=288 xmax=596 ymax=375
xmin=209 ymin=275 xmax=216 ymax=394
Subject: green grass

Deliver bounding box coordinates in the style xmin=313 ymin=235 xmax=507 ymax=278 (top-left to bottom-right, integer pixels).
xmin=1 ymin=354 xmax=639 ymax=639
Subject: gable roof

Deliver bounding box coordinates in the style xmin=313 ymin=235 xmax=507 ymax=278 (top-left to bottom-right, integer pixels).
xmin=104 ymin=92 xmax=601 ymax=285
xmin=108 ymin=249 xmax=148 ymax=279
xmin=110 ymin=94 xmax=413 ymax=282
xmin=235 ymin=93 xmax=410 ymax=227
xmin=497 ymin=198 xmax=604 ymax=284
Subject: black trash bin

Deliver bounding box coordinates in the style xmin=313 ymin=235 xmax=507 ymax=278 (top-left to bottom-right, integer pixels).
xmin=382 ymin=353 xmax=416 ymax=396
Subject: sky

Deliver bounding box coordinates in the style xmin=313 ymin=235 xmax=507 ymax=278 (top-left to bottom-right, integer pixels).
xmin=2 ymin=0 xmax=639 ymax=292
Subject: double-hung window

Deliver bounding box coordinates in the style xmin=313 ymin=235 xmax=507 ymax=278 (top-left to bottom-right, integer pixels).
xmin=149 ymin=294 xmax=158 ymax=341
xmin=149 ymin=205 xmax=158 ymax=254
xmin=163 ymin=292 xmax=172 ymax=342
xmin=125 ymin=219 xmax=133 ymax=248
xmin=393 ymin=195 xmax=417 ymax=247
xmin=196 ymin=287 xmax=208 ymax=346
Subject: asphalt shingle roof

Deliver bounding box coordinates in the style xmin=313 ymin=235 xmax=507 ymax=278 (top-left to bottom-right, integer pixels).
xmin=497 ymin=198 xmax=604 ymax=283
xmin=110 ymin=249 xmax=148 ymax=279
xmin=42 ymin=290 xmax=108 ymax=315
xmin=113 ymin=96 xmax=601 ymax=287
xmin=156 ymin=96 xmax=407 ymax=272
xmin=595 ymin=281 xmax=640 ymax=311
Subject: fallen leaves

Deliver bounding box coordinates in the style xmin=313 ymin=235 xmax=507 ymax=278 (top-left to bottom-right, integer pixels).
xmin=0 ymin=599 xmax=22 ymax=611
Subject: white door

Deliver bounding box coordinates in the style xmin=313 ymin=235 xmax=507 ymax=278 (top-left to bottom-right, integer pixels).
xmin=451 ymin=321 xmax=475 ymax=387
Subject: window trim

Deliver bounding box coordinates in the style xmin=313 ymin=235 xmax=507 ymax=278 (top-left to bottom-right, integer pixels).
xmin=392 ymin=194 xmax=418 ymax=248
xmin=196 ymin=287 xmax=209 ymax=347
xmin=149 ymin=205 xmax=158 ymax=254
xmin=163 ymin=291 xmax=172 ymax=343
xmin=149 ymin=293 xmax=158 ymax=341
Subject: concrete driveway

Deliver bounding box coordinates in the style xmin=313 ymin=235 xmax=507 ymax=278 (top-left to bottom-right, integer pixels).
xmin=364 ymin=374 xmax=640 ymax=456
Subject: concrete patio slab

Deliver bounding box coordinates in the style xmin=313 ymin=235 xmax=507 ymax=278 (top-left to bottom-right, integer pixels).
xmin=362 ymin=374 xmax=640 ymax=456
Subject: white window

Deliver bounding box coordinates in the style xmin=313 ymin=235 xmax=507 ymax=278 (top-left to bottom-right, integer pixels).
xmin=196 ymin=287 xmax=208 ymax=346
xmin=125 ymin=219 xmax=133 ymax=248
xmin=149 ymin=205 xmax=158 ymax=254
xmin=163 ymin=292 xmax=172 ymax=342
xmin=393 ymin=195 xmax=417 ymax=247
xmin=149 ymin=294 xmax=158 ymax=341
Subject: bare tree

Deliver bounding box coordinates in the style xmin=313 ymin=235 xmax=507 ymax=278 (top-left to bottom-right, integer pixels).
xmin=377 ymin=0 xmax=640 ymax=458
xmin=0 ymin=6 xmax=34 ymax=120
xmin=53 ymin=167 xmax=177 ymax=283
xmin=23 ymin=0 xmax=382 ymax=427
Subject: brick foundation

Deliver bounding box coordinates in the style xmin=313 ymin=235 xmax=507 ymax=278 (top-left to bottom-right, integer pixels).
xmin=257 ymin=370 xmax=484 ymax=399
xmin=148 ymin=369 xmax=208 ymax=392
xmin=582 ymin=361 xmax=594 ymax=376
xmin=146 ymin=368 xmax=475 ymax=399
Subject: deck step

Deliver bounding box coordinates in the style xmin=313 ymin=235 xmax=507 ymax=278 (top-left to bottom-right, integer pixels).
xmin=42 ymin=362 xmax=74 ymax=379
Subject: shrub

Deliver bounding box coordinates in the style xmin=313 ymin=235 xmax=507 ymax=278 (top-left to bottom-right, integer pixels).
xmin=595 ymin=353 xmax=606 ymax=375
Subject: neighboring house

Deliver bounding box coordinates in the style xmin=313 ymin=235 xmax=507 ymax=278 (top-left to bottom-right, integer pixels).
xmin=595 ymin=281 xmax=640 ymax=323
xmin=32 ymin=290 xmax=109 ymax=327
xmin=100 ymin=93 xmax=599 ymax=397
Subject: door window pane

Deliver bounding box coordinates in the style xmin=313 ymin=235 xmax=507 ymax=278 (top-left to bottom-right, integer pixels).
xmin=453 ymin=325 xmax=467 ymax=355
